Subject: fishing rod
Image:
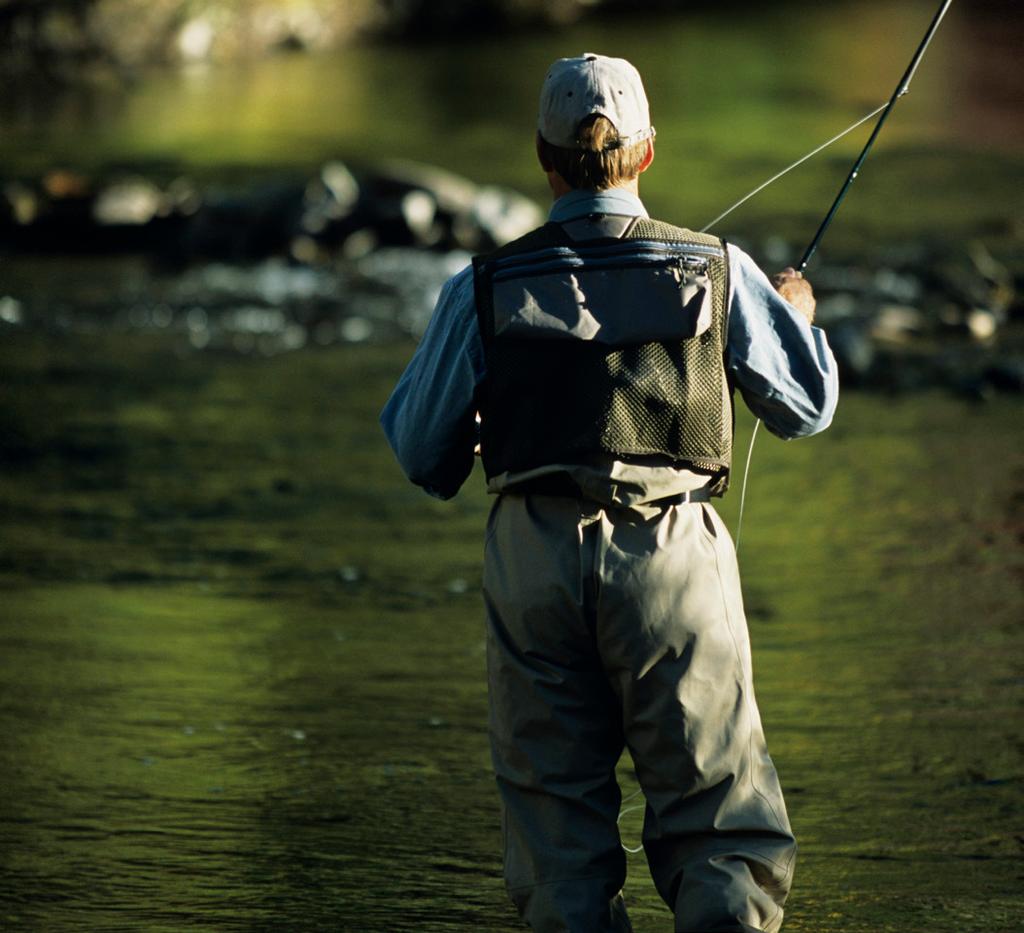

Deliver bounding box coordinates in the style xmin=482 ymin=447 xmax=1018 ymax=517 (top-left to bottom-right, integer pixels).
xmin=703 ymin=0 xmax=954 ymax=251
xmin=797 ymin=0 xmax=955 ymax=271
xmin=710 ymin=0 xmax=955 ymax=554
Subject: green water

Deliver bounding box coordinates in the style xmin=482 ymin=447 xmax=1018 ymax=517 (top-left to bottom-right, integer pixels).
xmin=1 ymin=333 xmax=1021 ymax=931
xmin=2 ymin=2 xmax=1023 ymax=929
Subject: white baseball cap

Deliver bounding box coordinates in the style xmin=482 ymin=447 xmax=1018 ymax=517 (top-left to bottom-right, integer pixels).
xmin=538 ymin=53 xmax=654 ymax=150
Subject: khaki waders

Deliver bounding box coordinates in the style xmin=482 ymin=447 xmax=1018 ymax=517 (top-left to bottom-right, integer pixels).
xmin=483 ymin=490 xmax=796 ymax=933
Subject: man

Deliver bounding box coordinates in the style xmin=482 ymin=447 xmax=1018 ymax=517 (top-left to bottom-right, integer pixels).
xmin=381 ymin=53 xmax=837 ymax=933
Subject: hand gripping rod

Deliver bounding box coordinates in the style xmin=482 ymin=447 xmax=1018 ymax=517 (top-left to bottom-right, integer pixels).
xmin=797 ymin=0 xmax=955 ymax=270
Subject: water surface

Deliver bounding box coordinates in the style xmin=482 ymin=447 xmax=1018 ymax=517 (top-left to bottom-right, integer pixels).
xmin=1 ymin=3 xmax=1022 ymax=929
xmin=1 ymin=335 xmax=1021 ymax=931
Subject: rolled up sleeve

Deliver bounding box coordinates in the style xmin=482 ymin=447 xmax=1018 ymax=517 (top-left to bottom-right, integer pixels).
xmin=727 ymin=246 xmax=839 ymax=439
xmin=380 ymin=266 xmax=484 ymax=499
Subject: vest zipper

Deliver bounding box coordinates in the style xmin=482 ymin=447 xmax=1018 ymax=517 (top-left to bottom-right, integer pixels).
xmin=489 ymin=239 xmax=724 ymax=281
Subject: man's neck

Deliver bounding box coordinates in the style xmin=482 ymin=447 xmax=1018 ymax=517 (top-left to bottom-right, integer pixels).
xmin=549 ymin=176 xmax=640 ymax=201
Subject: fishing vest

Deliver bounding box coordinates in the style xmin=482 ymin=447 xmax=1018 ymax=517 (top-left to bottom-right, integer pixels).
xmin=472 ymin=214 xmax=733 ymax=494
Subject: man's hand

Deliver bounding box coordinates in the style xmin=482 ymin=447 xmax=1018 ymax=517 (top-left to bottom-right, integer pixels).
xmin=772 ymin=267 xmax=816 ymax=324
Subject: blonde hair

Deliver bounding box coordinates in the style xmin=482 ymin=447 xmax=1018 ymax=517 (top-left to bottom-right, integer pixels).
xmin=539 ymin=115 xmax=650 ymax=190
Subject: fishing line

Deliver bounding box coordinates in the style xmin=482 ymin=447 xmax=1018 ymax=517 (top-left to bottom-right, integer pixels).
xmin=617 ymin=788 xmax=646 ymax=854
xmin=698 ymin=103 xmax=888 ymax=234
xmin=733 ymin=418 xmax=760 ymax=553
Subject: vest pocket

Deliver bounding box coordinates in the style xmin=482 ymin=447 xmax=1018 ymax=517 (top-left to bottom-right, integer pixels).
xmin=492 ymin=260 xmax=712 ymax=345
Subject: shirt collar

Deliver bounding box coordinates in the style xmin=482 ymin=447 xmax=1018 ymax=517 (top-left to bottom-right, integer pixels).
xmin=547 ymin=188 xmax=649 ymax=223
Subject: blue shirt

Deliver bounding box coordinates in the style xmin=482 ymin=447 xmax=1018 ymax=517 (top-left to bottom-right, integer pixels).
xmin=381 ymin=189 xmax=838 ymax=500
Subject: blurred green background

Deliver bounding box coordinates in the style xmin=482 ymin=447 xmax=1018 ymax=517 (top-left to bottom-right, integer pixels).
xmin=1 ymin=1 xmax=1022 ymax=931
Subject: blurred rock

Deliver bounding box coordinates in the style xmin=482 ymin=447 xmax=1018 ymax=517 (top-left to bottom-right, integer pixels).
xmin=42 ymin=169 xmax=90 ymax=199
xmin=93 ymin=177 xmax=164 ymax=225
xmin=181 ymin=180 xmax=305 ymax=261
xmin=357 ymin=247 xmax=471 ymax=336
xmin=374 ymin=161 xmax=478 ymax=216
xmin=870 ymin=304 xmax=926 ymax=344
xmin=297 ymin=161 xmax=360 ymax=243
xmin=761 ymin=235 xmax=790 ymax=266
xmin=166 ymin=177 xmax=202 ymax=216
xmin=470 ymin=185 xmax=545 ymax=251
xmin=177 ymin=17 xmax=215 ymax=62
xmin=814 ymin=292 xmax=860 ymax=325
xmin=873 ymin=267 xmax=922 ymax=303
xmin=2 ymin=182 xmax=39 ymax=226
xmin=2 ymin=159 xmax=546 ymax=260
xmin=982 ymin=358 xmax=1024 ymax=394
xmin=829 ymin=318 xmax=875 ymax=385
xmin=965 ymin=308 xmax=998 ymax=342
xmin=968 ymin=240 xmax=1014 ymax=315
xmin=0 ymin=296 xmax=24 ymax=326
xmin=400 ymin=189 xmax=442 ymax=246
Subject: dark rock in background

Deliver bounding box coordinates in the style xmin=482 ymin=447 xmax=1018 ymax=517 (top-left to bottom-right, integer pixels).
xmin=827 ymin=318 xmax=876 ymax=386
xmin=982 ymin=358 xmax=1024 ymax=394
xmin=0 ymin=159 xmax=542 ymax=353
xmin=0 ymin=159 xmax=543 ymax=264
xmin=1 ymin=158 xmax=1020 ymax=396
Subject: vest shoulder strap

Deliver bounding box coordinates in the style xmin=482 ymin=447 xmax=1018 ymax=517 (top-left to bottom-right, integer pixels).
xmin=626 ymin=217 xmax=723 ymax=251
xmin=476 ymin=216 xmax=723 ymax=260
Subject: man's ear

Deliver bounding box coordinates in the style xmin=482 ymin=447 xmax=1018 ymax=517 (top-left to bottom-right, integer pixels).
xmin=536 ymin=132 xmax=554 ymax=173
xmin=638 ymin=138 xmax=655 ymax=174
